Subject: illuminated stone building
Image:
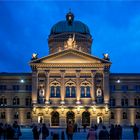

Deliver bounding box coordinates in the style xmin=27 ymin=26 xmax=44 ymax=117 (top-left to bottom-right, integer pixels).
xmin=0 ymin=12 xmax=140 ymax=127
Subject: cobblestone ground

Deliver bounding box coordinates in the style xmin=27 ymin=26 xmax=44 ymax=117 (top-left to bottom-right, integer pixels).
xmin=19 ymin=128 xmax=140 ymax=140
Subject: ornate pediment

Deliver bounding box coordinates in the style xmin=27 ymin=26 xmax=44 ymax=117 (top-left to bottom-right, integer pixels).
xmin=30 ymin=49 xmax=111 ymax=65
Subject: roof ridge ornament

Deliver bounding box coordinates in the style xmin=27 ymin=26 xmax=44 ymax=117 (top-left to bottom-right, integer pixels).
xmin=66 ymin=10 xmax=74 ymax=25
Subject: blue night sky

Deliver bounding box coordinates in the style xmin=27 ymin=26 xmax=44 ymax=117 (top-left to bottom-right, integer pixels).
xmin=0 ymin=1 xmax=140 ymax=73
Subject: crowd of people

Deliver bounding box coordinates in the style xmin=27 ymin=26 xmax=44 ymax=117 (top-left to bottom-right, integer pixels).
xmin=0 ymin=121 xmax=139 ymax=140
xmin=0 ymin=121 xmax=22 ymax=140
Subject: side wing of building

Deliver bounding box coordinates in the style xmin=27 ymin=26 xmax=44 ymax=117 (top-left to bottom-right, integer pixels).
xmin=110 ymin=73 xmax=140 ymax=126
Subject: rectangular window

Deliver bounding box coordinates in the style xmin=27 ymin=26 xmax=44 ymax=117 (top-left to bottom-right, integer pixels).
xmin=110 ymin=99 xmax=116 ymax=107
xmin=26 ymin=85 xmax=32 ymax=91
xmin=135 ymin=85 xmax=140 ymax=92
xmin=122 ymin=85 xmax=128 ymax=92
xmin=110 ymin=85 xmax=115 ymax=92
xmin=0 ymin=85 xmax=7 ymax=90
xmin=13 ymin=85 xmax=19 ymax=91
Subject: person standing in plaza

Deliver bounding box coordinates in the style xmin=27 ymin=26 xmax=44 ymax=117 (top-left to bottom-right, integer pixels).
xmin=66 ymin=121 xmax=74 ymax=140
xmin=87 ymin=127 xmax=96 ymax=140
xmin=40 ymin=123 xmax=49 ymax=140
xmin=133 ymin=124 xmax=139 ymax=140
xmin=12 ymin=121 xmax=22 ymax=140
xmin=32 ymin=124 xmax=39 ymax=140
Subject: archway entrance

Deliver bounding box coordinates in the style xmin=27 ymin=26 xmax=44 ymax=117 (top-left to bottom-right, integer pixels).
xmin=82 ymin=111 xmax=90 ymax=126
xmin=38 ymin=113 xmax=44 ymax=124
xmin=97 ymin=114 xmax=103 ymax=124
xmin=66 ymin=111 xmax=75 ymax=124
xmin=51 ymin=111 xmax=59 ymax=126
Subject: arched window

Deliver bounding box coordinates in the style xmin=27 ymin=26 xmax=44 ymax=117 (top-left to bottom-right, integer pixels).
xmin=66 ymin=111 xmax=75 ymax=124
xmin=121 ymin=98 xmax=128 ymax=106
xmin=0 ymin=96 xmax=7 ymax=106
xmin=51 ymin=111 xmax=59 ymax=126
xmin=111 ymin=112 xmax=115 ymax=119
xmin=0 ymin=112 xmax=5 ymax=119
xmin=80 ymin=81 xmax=91 ymax=98
xmin=110 ymin=98 xmax=116 ymax=107
xmin=13 ymin=97 xmax=20 ymax=105
xmin=14 ymin=112 xmax=19 ymax=119
xmin=123 ymin=112 xmax=127 ymax=119
xmin=82 ymin=111 xmax=90 ymax=126
xmin=25 ymin=97 xmax=31 ymax=106
xmin=50 ymin=81 xmax=61 ymax=98
xmin=134 ymin=97 xmax=140 ymax=106
xmin=65 ymin=80 xmax=76 ymax=98
xmin=136 ymin=112 xmax=140 ymax=119
xmin=26 ymin=112 xmax=31 ymax=119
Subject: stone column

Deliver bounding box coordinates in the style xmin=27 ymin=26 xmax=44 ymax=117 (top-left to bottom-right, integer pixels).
xmin=45 ymin=70 xmax=50 ymax=104
xmin=60 ymin=70 xmax=65 ymax=104
xmin=91 ymin=71 xmax=96 ymax=104
xmin=103 ymin=72 xmax=110 ymax=104
xmin=76 ymin=70 xmax=81 ymax=104
xmin=32 ymin=71 xmax=38 ymax=104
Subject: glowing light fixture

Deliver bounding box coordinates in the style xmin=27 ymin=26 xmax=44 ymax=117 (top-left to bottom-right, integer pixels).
xmin=77 ymin=106 xmax=80 ymax=114
xmin=61 ymin=105 xmax=65 ymax=114
xmin=20 ymin=79 xmax=25 ymax=83
xmin=116 ymin=79 xmax=121 ymax=83
xmin=92 ymin=104 xmax=96 ymax=113
xmin=45 ymin=106 xmax=49 ymax=114
xmin=105 ymin=104 xmax=109 ymax=113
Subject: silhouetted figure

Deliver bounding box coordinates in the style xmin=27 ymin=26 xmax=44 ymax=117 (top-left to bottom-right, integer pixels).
xmin=13 ymin=121 xmax=22 ymax=140
xmin=61 ymin=131 xmax=65 ymax=140
xmin=74 ymin=123 xmax=77 ymax=132
xmin=114 ymin=125 xmax=119 ymax=140
xmin=77 ymin=123 xmax=80 ymax=132
xmin=3 ymin=123 xmax=8 ymax=140
xmin=109 ymin=124 xmax=115 ymax=140
xmin=40 ymin=117 xmax=43 ymax=124
xmin=32 ymin=125 xmax=39 ymax=140
xmin=7 ymin=124 xmax=14 ymax=140
xmin=66 ymin=121 xmax=74 ymax=140
xmin=133 ymin=124 xmax=139 ymax=140
xmin=118 ymin=125 xmax=122 ymax=140
xmin=0 ymin=123 xmax=3 ymax=140
xmin=99 ymin=125 xmax=109 ymax=140
xmin=87 ymin=128 xmax=96 ymax=140
xmin=40 ymin=123 xmax=49 ymax=140
xmin=83 ymin=124 xmax=87 ymax=132
xmin=53 ymin=132 xmax=59 ymax=140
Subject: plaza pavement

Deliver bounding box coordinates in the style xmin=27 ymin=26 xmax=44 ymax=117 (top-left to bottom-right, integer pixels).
xmin=20 ymin=127 xmax=140 ymax=140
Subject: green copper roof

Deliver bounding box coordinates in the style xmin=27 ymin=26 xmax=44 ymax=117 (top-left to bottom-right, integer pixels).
xmin=50 ymin=20 xmax=90 ymax=35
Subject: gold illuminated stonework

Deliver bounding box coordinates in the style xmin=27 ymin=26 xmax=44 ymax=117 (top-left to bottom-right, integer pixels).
xmin=0 ymin=12 xmax=140 ymax=127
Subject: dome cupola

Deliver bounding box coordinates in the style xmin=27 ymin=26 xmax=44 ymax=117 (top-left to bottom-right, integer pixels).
xmin=48 ymin=11 xmax=92 ymax=54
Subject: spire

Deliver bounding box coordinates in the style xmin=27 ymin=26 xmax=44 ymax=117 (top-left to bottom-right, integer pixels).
xmin=66 ymin=9 xmax=74 ymax=25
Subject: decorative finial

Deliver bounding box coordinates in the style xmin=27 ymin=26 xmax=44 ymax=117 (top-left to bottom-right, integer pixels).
xmin=31 ymin=53 xmax=38 ymax=60
xmin=103 ymin=53 xmax=110 ymax=61
xmin=66 ymin=9 xmax=74 ymax=25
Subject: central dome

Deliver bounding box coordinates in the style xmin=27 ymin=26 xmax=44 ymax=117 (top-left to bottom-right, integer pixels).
xmin=50 ymin=11 xmax=90 ymax=35
xmin=48 ymin=11 xmax=92 ymax=54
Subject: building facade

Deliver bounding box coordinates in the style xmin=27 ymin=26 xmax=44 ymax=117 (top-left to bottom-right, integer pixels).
xmin=0 ymin=12 xmax=140 ymax=127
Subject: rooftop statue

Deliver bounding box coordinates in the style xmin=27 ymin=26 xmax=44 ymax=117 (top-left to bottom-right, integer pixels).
xmin=64 ymin=34 xmax=77 ymax=49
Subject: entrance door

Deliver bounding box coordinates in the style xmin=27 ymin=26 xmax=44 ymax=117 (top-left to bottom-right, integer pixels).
xmin=51 ymin=111 xmax=59 ymax=126
xmin=82 ymin=111 xmax=90 ymax=126
xmin=66 ymin=111 xmax=75 ymax=124
xmin=97 ymin=116 xmax=103 ymax=124
xmin=38 ymin=115 xmax=44 ymax=124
